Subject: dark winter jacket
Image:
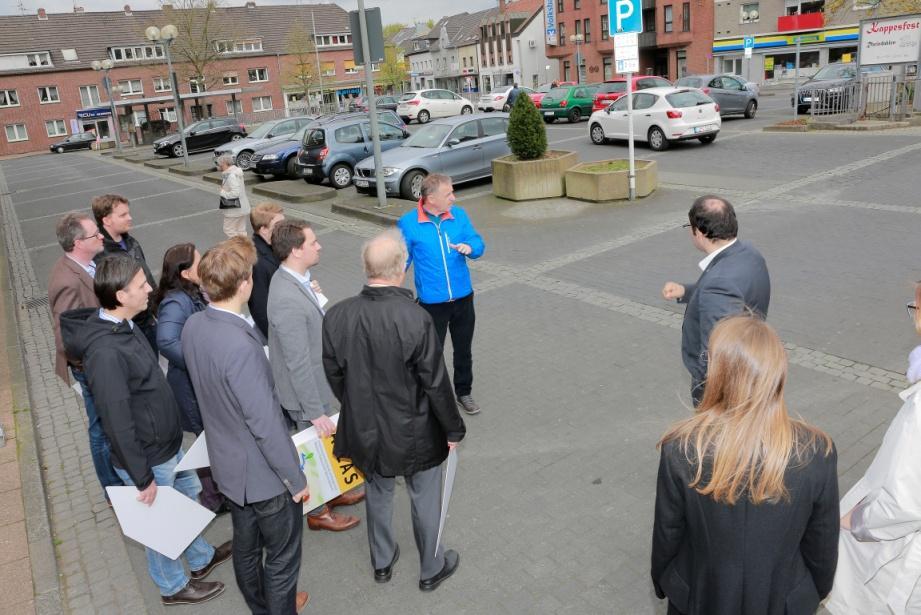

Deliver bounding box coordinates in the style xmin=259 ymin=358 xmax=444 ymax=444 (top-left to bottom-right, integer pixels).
xmin=157 ymin=289 xmax=207 ymax=434
xmin=249 ymin=233 xmax=280 ymax=338
xmin=322 ymin=285 xmax=466 ymax=477
xmin=61 ymin=307 xmax=182 ymax=489
xmin=95 ymin=230 xmax=158 ymax=337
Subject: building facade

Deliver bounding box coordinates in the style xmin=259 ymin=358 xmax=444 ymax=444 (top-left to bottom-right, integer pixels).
xmin=479 ymin=5 xmax=561 ymax=91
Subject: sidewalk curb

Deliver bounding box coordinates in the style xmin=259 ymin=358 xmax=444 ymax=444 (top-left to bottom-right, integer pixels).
xmin=331 ymin=201 xmax=401 ymax=226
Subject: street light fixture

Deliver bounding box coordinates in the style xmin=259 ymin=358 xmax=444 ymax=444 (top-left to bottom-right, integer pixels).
xmin=90 ymin=58 xmax=124 ymax=153
xmin=569 ymin=33 xmax=584 ymax=84
xmin=145 ymin=24 xmax=190 ymax=166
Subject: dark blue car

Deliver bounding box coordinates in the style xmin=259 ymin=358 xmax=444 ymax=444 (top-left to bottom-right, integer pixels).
xmin=250 ymin=127 xmax=306 ymax=178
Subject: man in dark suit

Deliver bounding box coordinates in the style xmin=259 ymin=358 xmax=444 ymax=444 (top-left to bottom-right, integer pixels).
xmin=662 ymin=195 xmax=770 ymax=405
xmin=182 ymin=238 xmax=311 ymax=614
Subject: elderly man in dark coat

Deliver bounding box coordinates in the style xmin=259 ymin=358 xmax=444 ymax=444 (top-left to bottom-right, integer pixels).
xmin=322 ymin=229 xmax=466 ymax=593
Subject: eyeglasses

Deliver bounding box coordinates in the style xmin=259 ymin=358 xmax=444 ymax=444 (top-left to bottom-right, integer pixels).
xmin=909 ymin=302 xmax=918 ymax=321
xmin=76 ymin=231 xmax=103 ymax=241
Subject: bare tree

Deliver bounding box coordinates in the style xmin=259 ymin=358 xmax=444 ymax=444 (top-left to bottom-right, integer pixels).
xmin=284 ymin=19 xmax=318 ymax=102
xmin=156 ymin=0 xmax=237 ymax=91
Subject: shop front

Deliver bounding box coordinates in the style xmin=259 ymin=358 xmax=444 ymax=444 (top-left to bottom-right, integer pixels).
xmin=75 ymin=107 xmax=113 ymax=140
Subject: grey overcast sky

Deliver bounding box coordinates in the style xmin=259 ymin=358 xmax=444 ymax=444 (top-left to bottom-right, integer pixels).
xmin=0 ymin=0 xmax=497 ymax=25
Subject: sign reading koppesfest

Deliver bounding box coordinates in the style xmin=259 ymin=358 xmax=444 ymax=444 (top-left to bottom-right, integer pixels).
xmin=545 ymin=0 xmax=558 ymax=46
xmin=859 ymin=15 xmax=921 ymax=65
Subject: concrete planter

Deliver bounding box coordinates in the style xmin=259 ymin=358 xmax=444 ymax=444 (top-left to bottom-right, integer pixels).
xmin=564 ymin=159 xmax=658 ymax=202
xmin=492 ymin=150 xmax=579 ymax=201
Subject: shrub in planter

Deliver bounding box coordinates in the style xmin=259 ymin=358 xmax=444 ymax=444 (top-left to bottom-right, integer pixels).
xmin=507 ymin=93 xmax=547 ymax=160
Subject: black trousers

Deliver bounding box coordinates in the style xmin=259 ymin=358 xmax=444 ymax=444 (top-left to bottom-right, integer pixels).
xmin=420 ymin=292 xmax=475 ymax=397
xmin=228 ymin=492 xmax=302 ymax=615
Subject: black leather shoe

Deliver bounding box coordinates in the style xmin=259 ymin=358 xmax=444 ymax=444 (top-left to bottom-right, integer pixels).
xmin=161 ymin=579 xmax=225 ymax=606
xmin=374 ymin=544 xmax=400 ymax=583
xmin=190 ymin=541 xmax=233 ymax=581
xmin=419 ymin=549 xmax=459 ymax=592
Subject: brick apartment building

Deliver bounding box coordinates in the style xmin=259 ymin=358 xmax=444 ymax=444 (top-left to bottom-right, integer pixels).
xmin=544 ymin=0 xmax=713 ymax=82
xmin=0 ymin=2 xmax=387 ymax=156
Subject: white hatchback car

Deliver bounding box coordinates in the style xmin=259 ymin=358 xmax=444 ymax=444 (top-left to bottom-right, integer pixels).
xmin=588 ymin=87 xmax=721 ymax=151
xmin=397 ymin=89 xmax=474 ymax=124
xmin=477 ymin=85 xmax=535 ymax=112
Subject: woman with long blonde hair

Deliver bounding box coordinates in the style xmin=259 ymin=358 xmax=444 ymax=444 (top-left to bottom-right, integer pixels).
xmin=651 ymin=315 xmax=838 ymax=615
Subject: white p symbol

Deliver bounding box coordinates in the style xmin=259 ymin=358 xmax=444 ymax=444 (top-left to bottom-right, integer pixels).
xmin=615 ymin=0 xmax=634 ymax=31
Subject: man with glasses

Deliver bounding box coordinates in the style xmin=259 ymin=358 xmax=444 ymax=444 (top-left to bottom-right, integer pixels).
xmin=661 ymin=195 xmax=771 ymax=405
xmin=48 ymin=212 xmax=122 ymax=501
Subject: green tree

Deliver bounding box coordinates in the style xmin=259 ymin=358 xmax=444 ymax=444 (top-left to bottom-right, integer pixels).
xmin=157 ymin=0 xmax=236 ymax=91
xmin=383 ymin=23 xmax=407 ymax=41
xmin=379 ymin=45 xmax=408 ymax=93
xmin=285 ymin=20 xmax=318 ymax=99
xmin=506 ymin=92 xmax=547 ymax=160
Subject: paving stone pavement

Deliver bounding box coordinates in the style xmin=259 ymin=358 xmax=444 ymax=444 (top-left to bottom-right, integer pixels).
xmin=0 ymin=128 xmax=918 ymax=614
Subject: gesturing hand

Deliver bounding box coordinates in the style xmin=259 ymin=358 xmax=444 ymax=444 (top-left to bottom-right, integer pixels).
xmin=661 ymin=282 xmax=686 ymax=301
xmin=137 ymin=481 xmax=158 ymax=506
xmin=449 ymin=243 xmax=472 ymax=256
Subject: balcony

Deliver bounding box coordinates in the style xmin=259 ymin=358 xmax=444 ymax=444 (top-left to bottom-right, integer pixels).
xmin=777 ymin=12 xmax=824 ymax=32
xmin=638 ymin=31 xmax=657 ymax=48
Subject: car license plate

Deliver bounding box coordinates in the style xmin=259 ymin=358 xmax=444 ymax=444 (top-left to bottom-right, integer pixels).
xmin=543 ymin=111 xmax=554 ymax=116
xmin=693 ymin=125 xmax=715 ymax=134
xmin=802 ymin=96 xmax=812 ymax=102
xmin=355 ymin=179 xmax=369 ymax=188
xmin=302 ymin=167 xmax=312 ymax=175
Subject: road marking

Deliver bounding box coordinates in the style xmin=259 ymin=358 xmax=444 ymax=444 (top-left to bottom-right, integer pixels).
xmin=550 ymin=135 xmax=589 ymax=145
xmin=17 ymin=187 xmax=199 ymax=223
xmin=13 ymin=178 xmax=159 ymax=205
xmin=9 ymin=170 xmax=136 ymax=194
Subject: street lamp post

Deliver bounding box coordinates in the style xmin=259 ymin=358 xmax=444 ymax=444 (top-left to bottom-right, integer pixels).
xmin=90 ymin=59 xmax=124 ymax=153
xmin=569 ymin=33 xmax=584 ymax=84
xmin=145 ymin=24 xmax=189 ymax=166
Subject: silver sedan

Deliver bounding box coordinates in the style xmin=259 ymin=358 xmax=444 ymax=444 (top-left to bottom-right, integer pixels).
xmin=675 ymin=74 xmax=759 ymax=119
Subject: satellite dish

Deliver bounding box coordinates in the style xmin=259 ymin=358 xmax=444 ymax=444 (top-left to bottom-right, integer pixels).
xmin=750 ymin=10 xmax=759 ymax=19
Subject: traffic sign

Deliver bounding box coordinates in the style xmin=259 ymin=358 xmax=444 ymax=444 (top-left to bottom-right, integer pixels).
xmin=609 ymin=0 xmax=643 ymax=35
xmin=616 ymin=58 xmax=640 ymax=74
xmin=743 ymin=36 xmax=755 ymax=49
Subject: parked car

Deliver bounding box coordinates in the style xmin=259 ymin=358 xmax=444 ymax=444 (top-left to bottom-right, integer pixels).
xmin=353 ymin=113 xmax=511 ymax=200
xmin=295 ymin=117 xmax=409 ymax=189
xmin=588 ymin=87 xmax=721 ymax=151
xmin=250 ymin=126 xmax=312 ymax=179
xmin=539 ymin=84 xmax=599 ymax=123
xmin=351 ymin=94 xmax=400 ymax=112
xmin=478 ymin=85 xmax=535 ymax=112
xmin=791 ymin=62 xmax=886 ymax=114
xmin=309 ymin=109 xmax=407 ymax=130
xmin=529 ymin=83 xmax=555 ymax=108
xmin=397 ymin=89 xmax=474 ymax=124
xmin=212 ymin=116 xmax=316 ymax=169
xmin=153 ymin=117 xmax=246 ymax=157
xmin=49 ymin=131 xmax=96 ymax=153
xmin=592 ymin=76 xmax=672 ymax=112
xmin=675 ymin=74 xmax=759 ymax=118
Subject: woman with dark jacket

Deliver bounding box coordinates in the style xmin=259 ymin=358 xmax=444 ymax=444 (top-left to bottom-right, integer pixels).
xmin=652 ymin=315 xmax=839 ymax=615
xmin=154 ymin=243 xmax=224 ymax=512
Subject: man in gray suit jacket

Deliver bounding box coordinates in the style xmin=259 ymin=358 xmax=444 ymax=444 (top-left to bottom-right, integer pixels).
xmin=182 ymin=238 xmax=311 ymax=614
xmin=662 ymin=195 xmax=770 ymax=405
xmin=267 ymin=219 xmax=363 ymax=533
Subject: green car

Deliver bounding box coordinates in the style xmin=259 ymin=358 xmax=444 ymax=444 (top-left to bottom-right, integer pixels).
xmin=539 ymin=85 xmax=599 ymax=123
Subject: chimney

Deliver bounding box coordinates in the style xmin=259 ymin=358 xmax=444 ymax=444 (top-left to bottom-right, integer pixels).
xmin=38 ymin=7 xmax=48 ymax=19
xmin=124 ymin=4 xmax=132 ymax=15
xmin=73 ymin=6 xmax=84 ymax=13
xmin=245 ymin=1 xmax=256 ymax=7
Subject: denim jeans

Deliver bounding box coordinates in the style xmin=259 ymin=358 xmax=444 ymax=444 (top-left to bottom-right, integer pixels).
xmin=70 ymin=368 xmax=123 ymax=496
xmin=114 ymin=450 xmax=216 ymax=596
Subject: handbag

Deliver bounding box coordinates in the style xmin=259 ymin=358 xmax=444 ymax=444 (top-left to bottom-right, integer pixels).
xmin=219 ymin=196 xmax=241 ymax=209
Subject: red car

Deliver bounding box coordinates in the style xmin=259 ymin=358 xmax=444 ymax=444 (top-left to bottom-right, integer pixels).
xmin=530 ymin=81 xmax=579 ymax=108
xmin=591 ymin=76 xmax=672 ymax=112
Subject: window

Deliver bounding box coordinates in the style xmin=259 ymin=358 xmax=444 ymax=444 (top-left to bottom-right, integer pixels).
xmin=322 ymin=62 xmax=336 ymax=76
xmin=61 ymin=48 xmax=78 ymax=61
xmin=235 ymin=39 xmax=263 ymax=52
xmin=79 ymin=85 xmax=101 ymax=107
xmin=37 ymin=86 xmax=60 ymax=103
xmin=634 ymin=93 xmax=657 ymax=110
xmin=27 ymin=52 xmax=52 ymax=67
xmin=448 ymin=121 xmax=479 ymax=144
xmin=344 ymin=60 xmax=358 ymax=74
xmin=5 ymin=124 xmax=27 ymax=142
xmin=603 ymin=56 xmax=613 ymax=80
xmin=559 ymin=22 xmax=566 ymax=46
xmin=222 ymin=73 xmax=239 ymax=85
xmin=45 ymin=119 xmax=67 ymax=137
xmin=110 ymin=45 xmax=163 ymax=62
xmin=118 ymin=79 xmax=143 ymax=95
xmin=558 ymin=0 xmax=564 ymax=12
xmin=664 ymin=5 xmax=673 ymax=32
xmin=741 ymin=2 xmax=759 ymax=23
xmin=334 ymin=124 xmax=363 ymax=144
xmin=373 ymin=122 xmax=404 ymax=141
xmin=575 ymin=20 xmax=582 ymax=37
xmin=226 ymin=100 xmax=242 ymax=115
xmin=314 ymin=34 xmax=352 ymax=47
xmin=584 ymin=18 xmax=591 ymax=43
xmin=153 ymin=77 xmax=171 ymax=92
xmin=644 ymin=9 xmax=656 ymax=31
xmin=682 ymin=2 xmax=690 ymax=31
xmin=160 ymin=107 xmax=176 ymax=122
xmin=479 ymin=117 xmax=508 ymax=137
xmin=252 ymin=96 xmax=273 ymax=112
xmin=601 ymin=15 xmax=609 ymax=40
xmin=0 ymin=90 xmax=19 ymax=107
xmin=574 ymin=0 xmax=581 ymax=8
xmin=215 ymin=40 xmax=233 ymax=53
xmin=189 ymin=79 xmax=204 ymax=94
xmin=248 ymin=68 xmax=268 ymax=82
xmin=563 ymin=60 xmax=571 ymax=81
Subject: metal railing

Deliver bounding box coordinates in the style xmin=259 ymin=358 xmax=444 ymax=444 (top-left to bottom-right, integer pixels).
xmin=803 ymin=74 xmax=918 ymax=124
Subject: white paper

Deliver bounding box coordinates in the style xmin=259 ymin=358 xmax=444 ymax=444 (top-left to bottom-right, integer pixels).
xmin=72 ymin=382 xmax=82 ymax=396
xmin=435 ymin=448 xmax=458 ymax=557
xmin=174 ymin=433 xmax=209 ymax=473
xmin=291 ymin=413 xmax=340 ymax=447
xmin=106 ymin=486 xmax=216 ymax=560
xmin=316 ymin=292 xmax=329 ymax=309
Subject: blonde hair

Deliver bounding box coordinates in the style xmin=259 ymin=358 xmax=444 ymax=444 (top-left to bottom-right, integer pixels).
xmin=659 ymin=315 xmax=832 ymax=505
xmin=250 ymin=202 xmax=284 ymax=233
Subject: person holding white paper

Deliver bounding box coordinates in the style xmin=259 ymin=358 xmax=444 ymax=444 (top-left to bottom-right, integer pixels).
xmin=61 ymin=255 xmax=231 ymax=607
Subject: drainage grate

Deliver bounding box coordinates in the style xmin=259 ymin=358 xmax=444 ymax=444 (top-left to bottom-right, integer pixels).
xmin=21 ymin=295 xmax=49 ymax=310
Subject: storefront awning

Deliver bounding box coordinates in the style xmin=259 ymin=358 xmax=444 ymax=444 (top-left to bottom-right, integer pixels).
xmin=112 ymin=88 xmax=244 ymax=107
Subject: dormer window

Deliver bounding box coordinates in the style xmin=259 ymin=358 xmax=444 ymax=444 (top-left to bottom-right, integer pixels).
xmin=110 ymin=45 xmax=164 ymax=62
xmin=27 ymin=52 xmax=52 ymax=67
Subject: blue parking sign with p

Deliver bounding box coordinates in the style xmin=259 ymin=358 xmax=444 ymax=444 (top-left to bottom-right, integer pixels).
xmin=609 ymin=0 xmax=643 ymax=34
xmin=743 ymin=36 xmax=755 ymax=49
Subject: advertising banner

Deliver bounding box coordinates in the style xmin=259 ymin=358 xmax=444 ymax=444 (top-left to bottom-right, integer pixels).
xmin=545 ymin=0 xmax=557 ymax=46
xmin=859 ymin=15 xmax=921 ymax=65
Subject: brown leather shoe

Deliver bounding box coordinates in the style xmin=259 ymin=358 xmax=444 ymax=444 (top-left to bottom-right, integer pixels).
xmin=191 ymin=540 xmax=233 ymax=581
xmin=306 ymin=505 xmax=360 ymax=532
xmin=161 ymin=579 xmax=225 ymax=606
xmin=296 ymin=590 xmax=310 ymax=612
xmin=327 ymin=489 xmax=365 ymax=508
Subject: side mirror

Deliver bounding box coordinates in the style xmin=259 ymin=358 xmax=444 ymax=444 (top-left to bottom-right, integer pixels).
xmin=447 ymin=138 xmax=460 ymax=147
xmin=605 ymin=107 xmax=611 ymax=114
xmin=188 ymin=131 xmax=197 ymax=136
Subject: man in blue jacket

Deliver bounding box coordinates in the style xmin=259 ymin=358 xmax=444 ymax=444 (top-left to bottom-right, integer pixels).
xmin=397 ymin=173 xmax=485 ymax=415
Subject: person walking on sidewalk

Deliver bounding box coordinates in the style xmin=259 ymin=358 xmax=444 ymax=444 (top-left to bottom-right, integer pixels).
xmin=397 ymin=173 xmax=486 ymax=415
xmin=217 ymin=154 xmax=251 ymax=239
xmin=322 ymin=230 xmax=466 ymax=592
xmin=60 ymin=255 xmax=231 ymax=607
xmin=47 ymin=212 xmax=122 ymax=500
xmin=249 ymin=202 xmax=285 ymax=338
xmin=267 ymin=219 xmax=364 ymax=532
xmin=182 ymin=239 xmax=311 ymax=614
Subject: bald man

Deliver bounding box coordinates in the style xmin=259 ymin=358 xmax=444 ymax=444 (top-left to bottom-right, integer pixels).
xmin=322 ymin=230 xmax=466 ymax=592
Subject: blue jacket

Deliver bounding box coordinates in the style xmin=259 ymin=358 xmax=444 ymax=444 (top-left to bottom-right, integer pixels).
xmin=157 ymin=289 xmax=207 ymax=434
xmin=398 ymin=202 xmax=485 ymax=304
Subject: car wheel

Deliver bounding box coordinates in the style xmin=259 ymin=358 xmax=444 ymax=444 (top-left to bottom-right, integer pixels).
xmin=589 ymin=123 xmax=607 ymax=145
xmin=401 ymin=169 xmax=426 ymax=200
xmin=502 ymin=104 xmax=511 ymax=112
xmin=172 ymin=143 xmax=184 ymax=157
xmin=418 ymin=110 xmax=431 ymax=124
xmin=56 ymin=146 xmax=64 ymax=154
xmin=698 ymin=134 xmax=717 ymax=144
xmin=231 ymin=134 xmax=243 ymax=141
xmin=236 ymin=150 xmax=254 ymax=169
xmin=568 ymin=108 xmax=582 ymax=123
xmin=744 ymin=100 xmax=757 ymax=119
xmin=543 ymin=116 xmax=556 ymax=124
xmin=285 ymin=157 xmax=298 ymax=178
xmin=330 ymin=163 xmax=353 ymax=189
xmin=647 ymin=126 xmax=669 ymax=151
xmin=461 ymin=105 xmax=473 ymax=115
